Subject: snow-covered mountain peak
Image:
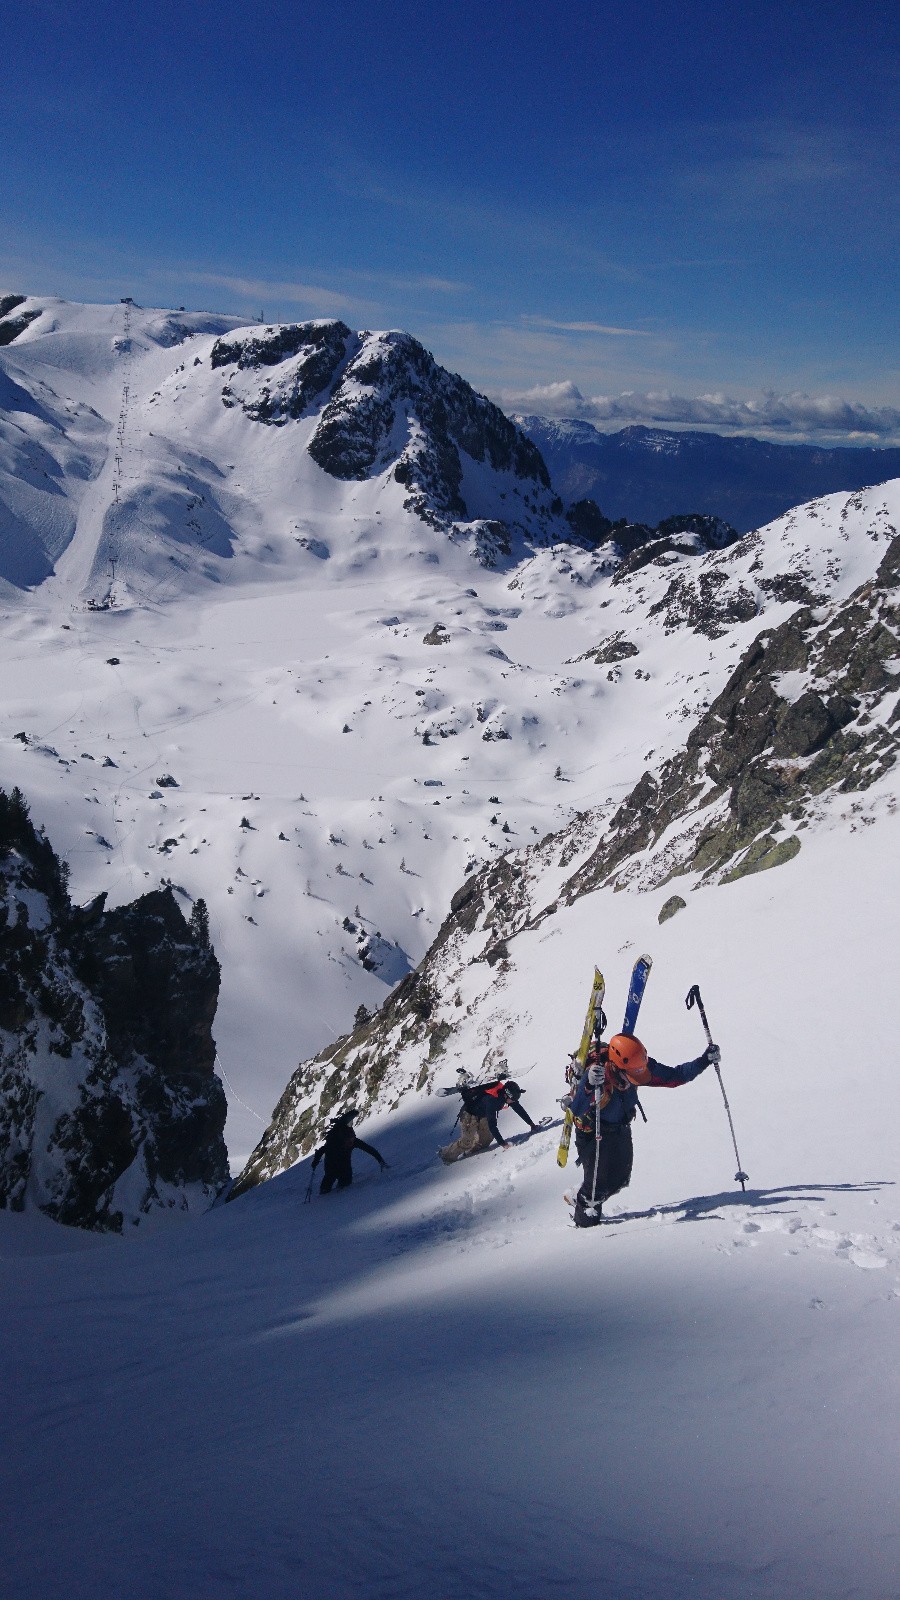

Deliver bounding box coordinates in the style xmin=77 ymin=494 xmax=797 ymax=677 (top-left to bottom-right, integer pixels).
xmin=0 ymin=298 xmax=570 ymax=611
xmin=209 ymin=316 xmax=564 ymax=556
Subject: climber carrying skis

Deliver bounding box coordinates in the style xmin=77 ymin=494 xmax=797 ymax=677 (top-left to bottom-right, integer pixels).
xmin=439 ymin=1075 xmax=539 ymax=1162
xmin=311 ymin=1108 xmax=388 ymax=1194
xmin=563 ymin=1031 xmax=718 ymax=1227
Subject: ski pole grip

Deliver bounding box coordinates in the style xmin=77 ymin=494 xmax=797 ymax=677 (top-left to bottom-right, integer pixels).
xmin=685 ymin=984 xmax=713 ymax=1045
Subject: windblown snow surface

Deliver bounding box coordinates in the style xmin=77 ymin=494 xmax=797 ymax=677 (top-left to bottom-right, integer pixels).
xmin=2 ymin=299 xmax=899 ymax=1598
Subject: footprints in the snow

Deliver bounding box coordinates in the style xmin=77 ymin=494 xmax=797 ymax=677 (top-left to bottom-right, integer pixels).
xmin=383 ymin=1157 xmax=900 ymax=1297
xmin=384 ymin=1133 xmax=545 ymax=1256
xmin=718 ymin=1209 xmax=896 ymax=1282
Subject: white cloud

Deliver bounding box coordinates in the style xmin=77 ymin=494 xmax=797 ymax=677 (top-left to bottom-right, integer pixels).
xmin=522 ymin=317 xmax=652 ymax=336
xmin=500 ymin=382 xmax=900 ymax=442
xmin=178 ymin=271 xmax=364 ymax=315
xmin=346 ymin=270 xmax=470 ymax=295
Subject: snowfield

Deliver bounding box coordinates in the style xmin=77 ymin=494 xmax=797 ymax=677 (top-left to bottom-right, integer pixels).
xmin=1 ymin=297 xmax=899 ymax=1597
xmin=3 ymin=298 xmax=898 ymax=1164
xmin=2 ymin=820 xmax=899 ymax=1599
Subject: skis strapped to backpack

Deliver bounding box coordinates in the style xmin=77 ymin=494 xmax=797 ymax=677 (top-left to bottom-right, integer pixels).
xmin=557 ymin=967 xmax=605 ymax=1168
xmin=581 ymin=953 xmax=653 ymax=1215
xmin=621 ymin=953 xmax=652 ymax=1037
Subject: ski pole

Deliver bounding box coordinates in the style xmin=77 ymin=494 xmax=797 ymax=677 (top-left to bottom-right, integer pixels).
xmin=685 ymin=984 xmax=748 ymax=1192
xmin=304 ymin=1172 xmax=314 ymax=1204
xmin=587 ymin=1071 xmax=603 ymax=1218
xmin=587 ymin=1121 xmax=602 ymax=1216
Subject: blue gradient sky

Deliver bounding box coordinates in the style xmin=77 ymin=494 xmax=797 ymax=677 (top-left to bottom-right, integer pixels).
xmin=3 ymin=0 xmax=898 ymax=437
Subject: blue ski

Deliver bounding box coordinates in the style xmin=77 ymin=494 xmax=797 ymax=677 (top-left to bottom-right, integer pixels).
xmin=621 ymin=954 xmax=652 ymax=1036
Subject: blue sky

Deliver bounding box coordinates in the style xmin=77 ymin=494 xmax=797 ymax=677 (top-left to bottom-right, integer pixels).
xmin=3 ymin=0 xmax=898 ymax=439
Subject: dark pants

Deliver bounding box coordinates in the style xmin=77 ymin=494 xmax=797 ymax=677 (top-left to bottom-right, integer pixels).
xmin=320 ymin=1154 xmax=353 ymax=1194
xmin=574 ymin=1125 xmax=633 ymax=1227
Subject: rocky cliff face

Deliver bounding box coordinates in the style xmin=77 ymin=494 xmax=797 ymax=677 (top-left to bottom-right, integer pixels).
xmin=0 ymin=788 xmax=228 ymax=1230
xmin=561 ymin=533 xmax=900 ymax=897
xmin=211 ymin=319 xmax=356 ymax=423
xmin=0 ymin=295 xmax=41 ymax=346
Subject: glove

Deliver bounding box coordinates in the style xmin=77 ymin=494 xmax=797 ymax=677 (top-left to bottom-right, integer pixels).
xmin=559 ymin=1094 xmax=573 ymax=1110
xmin=587 ymin=1064 xmax=604 ymax=1088
xmin=704 ymin=1043 xmax=721 ymax=1066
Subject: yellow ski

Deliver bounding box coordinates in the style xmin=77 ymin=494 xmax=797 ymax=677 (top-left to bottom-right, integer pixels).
xmin=557 ymin=967 xmax=605 ymax=1167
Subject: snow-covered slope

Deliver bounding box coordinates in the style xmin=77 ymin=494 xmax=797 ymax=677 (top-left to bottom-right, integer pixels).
xmin=0 ymin=295 xmax=898 ymax=1171
xmin=236 ymin=512 xmax=900 ymax=1187
xmin=2 ymin=296 xmax=899 ymax=1598
xmin=0 ymin=296 xmax=564 ymax=608
xmin=2 ymin=817 xmax=899 ymax=1599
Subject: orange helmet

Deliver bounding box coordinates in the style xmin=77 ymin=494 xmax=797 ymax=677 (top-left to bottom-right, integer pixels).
xmin=606 ymin=1033 xmax=650 ymax=1084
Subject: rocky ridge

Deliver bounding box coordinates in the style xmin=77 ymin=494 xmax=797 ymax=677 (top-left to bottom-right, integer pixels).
xmin=0 ymin=787 xmax=228 ymax=1229
xmin=561 ymin=532 xmax=900 ymax=898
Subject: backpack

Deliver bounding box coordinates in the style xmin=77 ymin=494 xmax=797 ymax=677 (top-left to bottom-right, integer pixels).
xmin=458 ymin=1079 xmax=505 ymax=1114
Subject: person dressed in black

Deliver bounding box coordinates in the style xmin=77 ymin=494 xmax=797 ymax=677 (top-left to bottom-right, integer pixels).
xmin=439 ymin=1078 xmax=539 ymax=1162
xmin=311 ymin=1107 xmax=388 ymax=1194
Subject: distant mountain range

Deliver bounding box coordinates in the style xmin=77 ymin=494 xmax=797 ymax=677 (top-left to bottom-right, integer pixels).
xmin=515 ymin=417 xmax=900 ymax=533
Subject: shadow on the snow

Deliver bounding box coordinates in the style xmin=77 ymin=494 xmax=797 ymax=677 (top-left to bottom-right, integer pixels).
xmin=24 ymin=1109 xmax=888 ymax=1600
xmin=604 ymin=1180 xmax=894 ymax=1229
xmin=224 ymin=1095 xmax=572 ymax=1276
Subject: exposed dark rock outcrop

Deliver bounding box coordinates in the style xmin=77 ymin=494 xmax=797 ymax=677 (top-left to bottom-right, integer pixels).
xmin=210 ymin=320 xmax=356 ymax=424
xmin=307 ymin=330 xmax=554 ymax=539
xmin=646 ymin=565 xmax=761 ymax=637
xmin=564 ymin=502 xmax=739 ymax=570
xmin=563 ymin=534 xmax=900 ymax=898
xmin=0 ymin=787 xmax=228 ymax=1230
xmin=210 ymin=320 xmax=566 ymax=562
xmin=573 ymin=631 xmax=639 ymax=666
xmin=0 ymin=297 xmax=41 ymax=345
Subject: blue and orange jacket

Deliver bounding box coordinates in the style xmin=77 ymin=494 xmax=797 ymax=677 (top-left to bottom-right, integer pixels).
xmin=570 ymin=1050 xmax=708 ymax=1132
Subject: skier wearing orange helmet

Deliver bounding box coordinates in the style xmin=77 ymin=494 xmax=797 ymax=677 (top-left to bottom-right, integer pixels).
xmin=563 ymin=1030 xmax=718 ymax=1227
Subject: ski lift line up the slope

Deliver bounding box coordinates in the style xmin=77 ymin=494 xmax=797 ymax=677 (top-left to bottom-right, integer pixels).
xmin=105 ymin=299 xmax=135 ymax=598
